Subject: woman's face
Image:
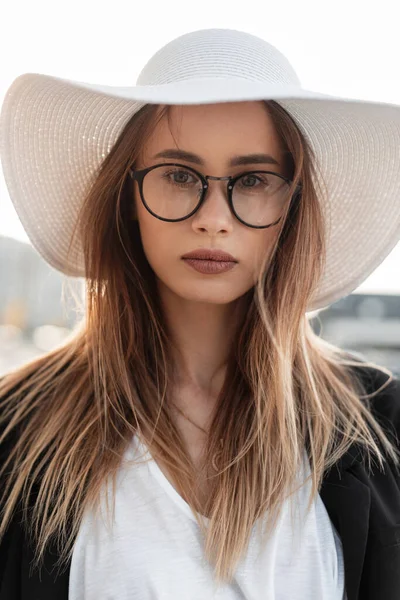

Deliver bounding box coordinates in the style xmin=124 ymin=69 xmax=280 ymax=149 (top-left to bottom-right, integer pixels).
xmin=133 ymin=101 xmax=287 ymax=305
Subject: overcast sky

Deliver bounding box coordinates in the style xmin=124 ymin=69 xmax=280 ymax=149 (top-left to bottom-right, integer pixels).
xmin=1 ymin=0 xmax=399 ymax=293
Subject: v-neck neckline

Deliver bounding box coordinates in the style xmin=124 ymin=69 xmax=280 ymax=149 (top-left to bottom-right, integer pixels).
xmin=133 ymin=436 xmax=211 ymax=524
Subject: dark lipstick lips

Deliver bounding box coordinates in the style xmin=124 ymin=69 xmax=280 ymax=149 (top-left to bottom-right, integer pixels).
xmin=181 ymin=249 xmax=237 ymax=262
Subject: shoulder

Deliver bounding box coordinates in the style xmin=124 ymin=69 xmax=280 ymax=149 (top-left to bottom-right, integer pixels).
xmin=344 ymin=352 xmax=400 ymax=440
xmin=0 ymin=372 xmax=38 ymax=462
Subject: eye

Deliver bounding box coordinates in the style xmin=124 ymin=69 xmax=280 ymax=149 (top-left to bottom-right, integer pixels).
xmin=162 ymin=168 xmax=198 ymax=186
xmin=237 ymin=173 xmax=270 ymax=188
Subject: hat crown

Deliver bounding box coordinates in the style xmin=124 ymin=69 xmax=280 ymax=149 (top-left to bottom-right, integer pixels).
xmin=136 ymin=28 xmax=301 ymax=87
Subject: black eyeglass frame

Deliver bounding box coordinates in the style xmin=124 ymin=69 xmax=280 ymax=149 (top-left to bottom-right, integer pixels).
xmin=128 ymin=162 xmax=302 ymax=229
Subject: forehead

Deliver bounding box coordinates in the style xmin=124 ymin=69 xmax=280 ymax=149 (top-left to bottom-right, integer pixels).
xmin=140 ymin=101 xmax=285 ymax=168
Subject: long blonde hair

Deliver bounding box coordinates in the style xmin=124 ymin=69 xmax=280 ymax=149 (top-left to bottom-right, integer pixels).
xmin=1 ymin=100 xmax=399 ymax=585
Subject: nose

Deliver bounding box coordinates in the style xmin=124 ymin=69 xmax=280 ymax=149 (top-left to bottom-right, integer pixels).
xmin=191 ymin=178 xmax=234 ymax=235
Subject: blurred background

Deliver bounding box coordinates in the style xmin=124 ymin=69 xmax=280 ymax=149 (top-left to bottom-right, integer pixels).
xmin=1 ymin=0 xmax=399 ymax=377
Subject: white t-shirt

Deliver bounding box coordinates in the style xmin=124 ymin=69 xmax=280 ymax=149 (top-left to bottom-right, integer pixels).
xmin=69 ymin=436 xmax=347 ymax=599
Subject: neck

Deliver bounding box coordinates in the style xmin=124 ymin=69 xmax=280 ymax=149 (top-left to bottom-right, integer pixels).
xmin=158 ymin=281 xmax=246 ymax=395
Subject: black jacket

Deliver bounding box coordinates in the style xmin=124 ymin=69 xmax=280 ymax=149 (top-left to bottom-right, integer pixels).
xmin=0 ymin=361 xmax=400 ymax=600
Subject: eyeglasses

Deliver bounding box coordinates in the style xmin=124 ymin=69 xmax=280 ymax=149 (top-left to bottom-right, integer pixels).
xmin=129 ymin=163 xmax=302 ymax=229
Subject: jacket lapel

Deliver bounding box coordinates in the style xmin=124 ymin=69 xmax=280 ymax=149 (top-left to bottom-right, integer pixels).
xmin=319 ymin=444 xmax=371 ymax=600
xmin=21 ymin=525 xmax=70 ymax=600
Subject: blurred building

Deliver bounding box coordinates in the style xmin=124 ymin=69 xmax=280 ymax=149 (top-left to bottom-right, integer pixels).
xmin=0 ymin=235 xmax=82 ymax=374
xmin=0 ymin=235 xmax=80 ymax=333
xmin=310 ymin=294 xmax=400 ymax=377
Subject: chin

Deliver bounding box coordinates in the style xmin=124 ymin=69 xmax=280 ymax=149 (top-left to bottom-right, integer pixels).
xmin=174 ymin=283 xmax=248 ymax=305
xmin=155 ymin=271 xmax=252 ymax=305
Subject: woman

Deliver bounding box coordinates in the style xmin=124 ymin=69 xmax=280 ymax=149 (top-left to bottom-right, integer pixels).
xmin=0 ymin=28 xmax=400 ymax=600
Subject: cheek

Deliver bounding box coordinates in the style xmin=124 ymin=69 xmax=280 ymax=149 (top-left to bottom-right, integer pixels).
xmin=135 ymin=209 xmax=186 ymax=289
xmin=137 ymin=217 xmax=171 ymax=270
xmin=245 ymin=230 xmax=278 ymax=280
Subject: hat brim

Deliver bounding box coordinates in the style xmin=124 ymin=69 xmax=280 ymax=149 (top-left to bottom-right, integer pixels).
xmin=1 ymin=73 xmax=400 ymax=312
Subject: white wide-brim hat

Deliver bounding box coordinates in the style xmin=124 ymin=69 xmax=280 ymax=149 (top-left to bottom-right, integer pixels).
xmin=1 ymin=28 xmax=400 ymax=313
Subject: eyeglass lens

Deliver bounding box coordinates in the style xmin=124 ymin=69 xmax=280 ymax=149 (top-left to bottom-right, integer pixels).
xmin=141 ymin=165 xmax=291 ymax=227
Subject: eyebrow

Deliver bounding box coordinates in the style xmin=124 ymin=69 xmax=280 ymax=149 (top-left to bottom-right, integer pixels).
xmin=152 ymin=149 xmax=280 ymax=168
